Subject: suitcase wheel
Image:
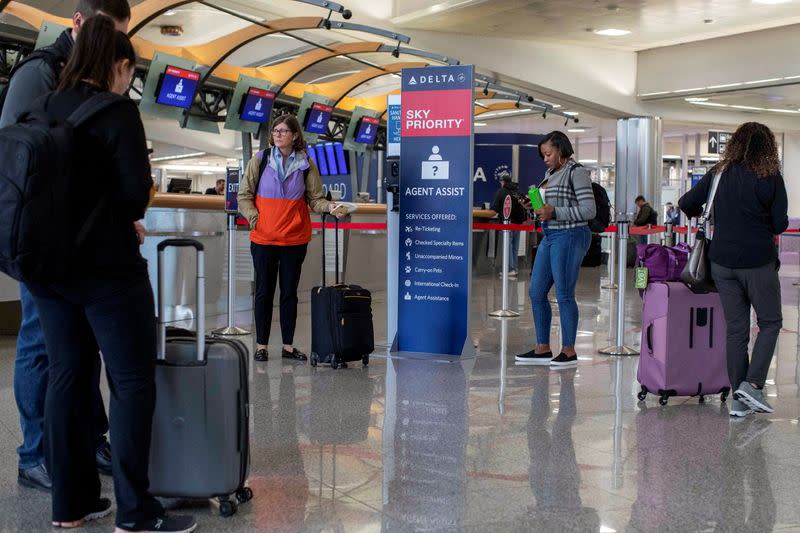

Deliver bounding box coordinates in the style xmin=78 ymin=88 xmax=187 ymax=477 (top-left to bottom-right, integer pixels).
xmin=720 ymin=389 xmax=729 ymax=403
xmin=310 ymin=353 xmax=319 ymax=367
xmin=236 ymin=487 xmax=253 ymax=504
xmin=219 ymin=498 xmax=237 ymax=517
xmin=658 ymin=395 xmax=668 ymax=406
xmin=362 ymin=355 xmax=369 ymax=367
xmin=330 ymin=355 xmax=339 ymax=370
xmin=637 ymin=390 xmax=647 ymax=402
xmin=698 ymin=395 xmax=705 ymax=404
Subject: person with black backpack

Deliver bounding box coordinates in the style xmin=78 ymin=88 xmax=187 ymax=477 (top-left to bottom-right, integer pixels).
xmin=9 ymin=16 xmax=196 ymax=533
xmin=491 ymin=170 xmax=527 ymax=279
xmin=515 ymin=131 xmax=597 ymax=368
xmin=0 ymin=0 xmax=132 ymax=494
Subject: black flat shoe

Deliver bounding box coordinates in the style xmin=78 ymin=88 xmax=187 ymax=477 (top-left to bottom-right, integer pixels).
xmin=254 ymin=348 xmax=268 ymax=362
xmin=282 ymin=348 xmax=308 ymax=361
xmin=18 ymin=464 xmax=51 ymax=492
xmin=96 ymin=441 xmax=112 ymax=476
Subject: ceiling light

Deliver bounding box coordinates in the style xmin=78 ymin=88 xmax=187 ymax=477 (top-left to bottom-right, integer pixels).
xmin=578 ymin=159 xmax=598 ymax=164
xmin=164 ymin=10 xmax=177 ymax=16
xmin=690 ymin=101 xmax=729 ymax=107
xmin=753 ymin=0 xmax=793 ymax=4
xmin=474 ymin=122 xmax=487 ymax=126
xmin=563 ymin=111 xmax=579 ymax=116
xmin=745 ymin=78 xmax=782 ymax=84
xmin=768 ymin=108 xmax=800 ymax=113
xmin=731 ymin=105 xmax=765 ymax=111
xmin=685 ymin=97 xmax=708 ymax=102
xmin=568 ymin=128 xmax=586 ymax=133
xmin=150 ymin=151 xmax=206 ymax=162
xmin=593 ymin=28 xmax=631 ymax=36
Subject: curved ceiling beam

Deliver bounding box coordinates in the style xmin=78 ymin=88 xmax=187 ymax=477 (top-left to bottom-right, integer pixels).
xmin=129 ymin=0 xmax=194 ymax=35
xmin=4 ymin=1 xmax=70 ymax=29
xmin=327 ymin=21 xmax=410 ymax=43
xmin=283 ymin=61 xmax=424 ymax=103
xmin=376 ymin=44 xmax=458 ymax=65
xmin=244 ymin=41 xmax=382 ymax=87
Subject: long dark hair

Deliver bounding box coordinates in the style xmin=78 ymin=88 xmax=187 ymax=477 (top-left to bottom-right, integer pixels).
xmin=269 ymin=114 xmax=308 ymax=153
xmin=715 ymin=122 xmax=781 ymax=178
xmin=58 ymin=16 xmax=136 ymax=92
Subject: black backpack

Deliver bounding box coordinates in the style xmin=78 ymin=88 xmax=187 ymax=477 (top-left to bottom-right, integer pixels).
xmin=0 ymin=92 xmax=125 ymax=282
xmin=568 ymin=163 xmax=611 ymax=234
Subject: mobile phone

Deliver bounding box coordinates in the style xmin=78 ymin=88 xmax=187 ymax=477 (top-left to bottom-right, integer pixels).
xmin=331 ymin=204 xmax=349 ymax=217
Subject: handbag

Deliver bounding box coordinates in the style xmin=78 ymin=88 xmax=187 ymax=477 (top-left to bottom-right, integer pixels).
xmin=681 ymin=170 xmax=722 ymax=293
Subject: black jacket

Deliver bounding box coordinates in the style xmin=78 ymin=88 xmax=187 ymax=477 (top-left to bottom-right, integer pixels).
xmin=491 ymin=183 xmax=526 ymax=224
xmin=43 ymin=83 xmax=153 ymax=278
xmin=679 ymin=163 xmax=788 ymax=269
xmin=634 ymin=203 xmax=657 ymax=226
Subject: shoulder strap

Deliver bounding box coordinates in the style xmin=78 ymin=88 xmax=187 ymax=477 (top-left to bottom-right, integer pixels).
xmin=66 ymin=92 xmax=126 ymax=128
xmin=256 ymin=150 xmax=311 ymax=189
xmin=701 ymin=171 xmax=723 ymax=223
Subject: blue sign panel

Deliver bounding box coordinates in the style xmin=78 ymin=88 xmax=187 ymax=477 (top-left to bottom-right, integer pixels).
xmin=398 ymin=65 xmax=474 ymax=356
xmin=156 ymin=66 xmax=200 ymax=109
xmin=473 ymin=145 xmax=513 ymax=208
xmin=239 ymin=87 xmax=275 ymax=124
xmin=225 ymin=167 xmax=240 ymax=213
xmin=518 ymin=144 xmax=548 ymax=190
xmin=304 ymin=102 xmax=333 ymax=135
xmin=387 ymin=94 xmax=401 ymax=157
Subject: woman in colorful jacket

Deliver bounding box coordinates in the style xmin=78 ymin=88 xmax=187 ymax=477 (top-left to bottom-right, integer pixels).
xmin=238 ymin=115 xmax=342 ymax=362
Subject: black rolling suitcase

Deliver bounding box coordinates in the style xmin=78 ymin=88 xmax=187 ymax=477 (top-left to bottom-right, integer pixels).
xmin=310 ymin=215 xmax=374 ymax=369
xmin=148 ymin=239 xmax=252 ymax=517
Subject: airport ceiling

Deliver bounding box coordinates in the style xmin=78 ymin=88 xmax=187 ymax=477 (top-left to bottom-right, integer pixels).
xmin=391 ymin=0 xmax=800 ymax=52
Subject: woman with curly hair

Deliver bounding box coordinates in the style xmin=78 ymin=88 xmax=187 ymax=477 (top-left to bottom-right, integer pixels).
xmin=679 ymin=122 xmax=788 ymax=418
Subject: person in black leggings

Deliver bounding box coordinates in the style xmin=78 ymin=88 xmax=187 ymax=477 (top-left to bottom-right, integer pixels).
xmin=25 ymin=17 xmax=195 ymax=533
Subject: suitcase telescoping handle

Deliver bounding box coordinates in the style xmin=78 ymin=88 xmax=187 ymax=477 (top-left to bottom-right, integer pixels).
xmin=320 ymin=213 xmax=340 ymax=287
xmin=157 ymin=239 xmax=205 ymax=363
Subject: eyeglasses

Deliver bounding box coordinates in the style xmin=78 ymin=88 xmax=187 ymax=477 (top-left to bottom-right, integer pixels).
xmin=272 ymin=128 xmax=292 ymax=136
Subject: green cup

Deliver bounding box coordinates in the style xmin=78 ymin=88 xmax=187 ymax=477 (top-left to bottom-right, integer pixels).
xmin=528 ymin=187 xmax=544 ymax=210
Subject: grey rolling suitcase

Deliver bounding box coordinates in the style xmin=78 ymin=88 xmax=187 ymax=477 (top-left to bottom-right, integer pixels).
xmin=148 ymin=239 xmax=252 ymax=517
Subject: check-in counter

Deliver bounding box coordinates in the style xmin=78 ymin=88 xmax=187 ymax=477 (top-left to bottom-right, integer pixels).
xmin=144 ymin=193 xmax=498 ymax=325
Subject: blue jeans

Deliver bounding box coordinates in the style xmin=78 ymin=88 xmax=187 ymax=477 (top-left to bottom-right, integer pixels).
xmin=15 ymin=283 xmax=108 ymax=470
xmin=529 ymin=226 xmax=591 ymax=347
xmin=507 ymin=231 xmax=520 ymax=273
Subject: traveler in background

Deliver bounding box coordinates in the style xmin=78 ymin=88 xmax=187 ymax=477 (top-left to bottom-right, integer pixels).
xmin=491 ymin=170 xmax=526 ymax=279
xmin=25 ymin=17 xmax=196 ymax=532
xmin=515 ymin=131 xmax=595 ymax=368
xmin=0 ymin=0 xmax=131 ymax=492
xmin=664 ymin=202 xmax=680 ymax=226
xmin=679 ymin=122 xmax=788 ymax=418
xmin=633 ymin=195 xmax=657 ymax=244
xmin=238 ymin=115 xmax=343 ymax=363
xmin=205 ymin=178 xmax=225 ymax=195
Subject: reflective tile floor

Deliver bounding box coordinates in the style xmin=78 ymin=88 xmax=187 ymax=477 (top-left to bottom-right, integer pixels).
xmin=0 ymin=264 xmax=798 ymax=532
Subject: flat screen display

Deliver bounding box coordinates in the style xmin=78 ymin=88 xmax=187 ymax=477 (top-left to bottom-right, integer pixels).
xmin=334 ymin=142 xmax=348 ymax=174
xmin=239 ymin=87 xmax=275 ymax=124
xmin=355 ymin=116 xmax=379 ymax=144
xmin=315 ymin=144 xmax=329 ymax=176
xmin=324 ymin=143 xmax=338 ymax=175
xmin=307 ymin=145 xmax=319 ymax=171
xmin=304 ymin=102 xmax=333 ymax=135
xmin=156 ymin=65 xmax=200 ymax=109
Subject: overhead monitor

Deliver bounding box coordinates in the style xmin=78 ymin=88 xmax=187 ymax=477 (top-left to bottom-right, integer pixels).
xmin=304 ymin=102 xmax=333 ymax=135
xmin=354 ymin=116 xmax=379 ymax=144
xmin=239 ymin=87 xmax=275 ymax=124
xmin=155 ymin=65 xmax=200 ymax=109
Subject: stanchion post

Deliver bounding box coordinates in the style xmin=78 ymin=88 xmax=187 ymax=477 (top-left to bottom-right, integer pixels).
xmin=213 ymin=213 xmax=250 ymax=336
xmin=599 ymin=220 xmax=639 ymax=355
xmin=602 ymin=231 xmax=618 ymax=290
xmin=664 ymin=222 xmax=674 ymax=247
xmin=490 ymin=220 xmax=520 ymax=318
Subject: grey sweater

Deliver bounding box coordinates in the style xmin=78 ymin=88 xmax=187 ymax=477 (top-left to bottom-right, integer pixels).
xmin=539 ymin=161 xmax=596 ymax=230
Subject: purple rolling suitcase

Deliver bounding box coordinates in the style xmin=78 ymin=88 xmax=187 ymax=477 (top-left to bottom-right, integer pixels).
xmin=637 ymin=281 xmax=731 ymax=405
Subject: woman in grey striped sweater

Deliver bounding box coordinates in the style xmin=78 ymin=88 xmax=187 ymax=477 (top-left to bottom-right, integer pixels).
xmin=515 ymin=131 xmax=596 ymax=367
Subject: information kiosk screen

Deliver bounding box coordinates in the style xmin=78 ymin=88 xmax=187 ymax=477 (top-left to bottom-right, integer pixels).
xmin=334 ymin=142 xmax=348 ymax=174
xmin=355 ymin=116 xmax=379 ymax=144
xmin=239 ymin=87 xmax=275 ymax=124
xmin=304 ymin=102 xmax=333 ymax=135
xmin=315 ymin=144 xmax=330 ymax=176
xmin=155 ymin=66 xmax=200 ymax=109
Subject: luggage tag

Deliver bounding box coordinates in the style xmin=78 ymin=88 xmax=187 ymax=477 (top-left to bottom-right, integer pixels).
xmin=635 ymin=267 xmax=649 ymax=289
